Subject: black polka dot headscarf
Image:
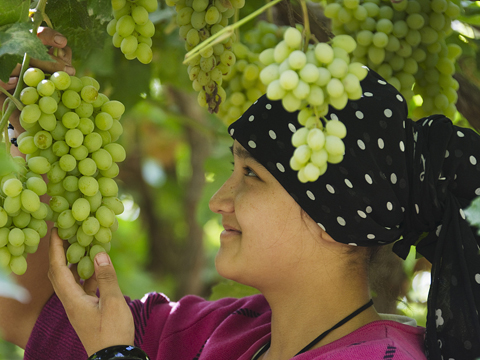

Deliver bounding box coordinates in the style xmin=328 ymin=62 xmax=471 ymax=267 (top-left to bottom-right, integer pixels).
xmin=228 ymin=69 xmax=480 ymax=359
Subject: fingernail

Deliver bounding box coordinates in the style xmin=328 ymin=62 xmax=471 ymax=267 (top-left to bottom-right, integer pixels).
xmin=64 ymin=65 xmax=75 ymax=75
xmin=54 ymin=35 xmax=66 ymax=45
xmin=7 ymin=77 xmax=17 ymax=84
xmin=95 ymin=252 xmax=110 ymax=267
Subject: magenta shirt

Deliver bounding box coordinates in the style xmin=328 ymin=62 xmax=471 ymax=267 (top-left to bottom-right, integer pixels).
xmin=25 ymin=293 xmax=426 ymax=359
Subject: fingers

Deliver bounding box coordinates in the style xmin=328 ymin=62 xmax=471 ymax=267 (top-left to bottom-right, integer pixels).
xmin=37 ymin=27 xmax=68 ymax=49
xmin=83 ymin=273 xmax=98 ymax=297
xmin=93 ymin=253 xmax=124 ymax=300
xmin=48 ymin=228 xmax=84 ymax=303
xmin=29 ymin=53 xmax=76 ymax=76
xmin=0 ymin=75 xmax=20 ymax=92
xmin=69 ymin=263 xmax=81 ymax=285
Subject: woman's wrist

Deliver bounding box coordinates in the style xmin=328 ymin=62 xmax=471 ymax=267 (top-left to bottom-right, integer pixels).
xmin=87 ymin=345 xmax=150 ymax=360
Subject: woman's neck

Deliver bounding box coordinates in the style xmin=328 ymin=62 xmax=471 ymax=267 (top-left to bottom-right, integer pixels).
xmin=258 ymin=272 xmax=381 ymax=360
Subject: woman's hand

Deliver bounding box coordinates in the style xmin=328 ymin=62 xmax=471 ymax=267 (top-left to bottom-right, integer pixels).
xmin=48 ymin=229 xmax=135 ymax=357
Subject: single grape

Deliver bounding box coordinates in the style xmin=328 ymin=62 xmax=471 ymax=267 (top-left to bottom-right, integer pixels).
xmin=77 ymin=256 xmax=95 ymax=279
xmin=21 ymin=189 xmax=41 ymax=213
xmin=116 ymin=15 xmax=136 ymax=37
xmin=78 ymin=176 xmax=99 ymax=197
xmin=82 ymin=216 xmax=100 ymax=236
xmin=21 ymin=104 xmax=42 ymax=124
xmin=66 ymin=242 xmax=85 ymax=263
xmin=50 ymin=71 xmax=72 ymax=90
xmin=27 ymin=156 xmax=51 ymax=174
xmin=20 ymin=87 xmax=39 ymax=105
xmin=102 ymin=196 xmax=124 ymax=215
xmin=10 ymin=255 xmax=27 ymax=275
xmin=34 ymin=130 xmax=53 ymax=149
xmin=3 ymin=178 xmax=23 ymax=198
xmin=62 ymin=90 xmax=82 ymax=109
xmin=24 ymin=68 xmax=45 ymax=87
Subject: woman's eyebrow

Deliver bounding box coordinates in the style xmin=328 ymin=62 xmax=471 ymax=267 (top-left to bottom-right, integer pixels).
xmin=230 ymin=145 xmax=261 ymax=164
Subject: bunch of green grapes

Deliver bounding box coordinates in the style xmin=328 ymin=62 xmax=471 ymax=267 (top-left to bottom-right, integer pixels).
xmin=259 ymin=27 xmax=367 ymax=182
xmin=1 ymin=67 xmax=126 ymax=279
xmin=0 ymin=158 xmax=48 ymax=275
xmin=166 ymin=0 xmax=246 ymax=113
xmin=324 ymin=0 xmax=461 ymax=119
xmin=106 ymin=0 xmax=158 ymax=64
xmin=217 ymin=21 xmax=286 ymax=124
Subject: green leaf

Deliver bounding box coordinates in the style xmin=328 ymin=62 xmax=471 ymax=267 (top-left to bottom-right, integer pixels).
xmin=0 ymin=53 xmax=22 ymax=83
xmin=458 ymin=14 xmax=480 ymax=26
xmin=0 ymin=146 xmax=18 ymax=176
xmin=0 ymin=22 xmax=51 ymax=61
xmin=109 ymin=54 xmax=152 ymax=110
xmin=87 ymin=0 xmax=113 ymax=22
xmin=465 ymin=197 xmax=480 ymax=235
xmin=209 ymin=279 xmax=260 ymax=300
xmin=0 ymin=0 xmax=30 ymax=27
xmin=45 ymin=0 xmax=109 ymax=61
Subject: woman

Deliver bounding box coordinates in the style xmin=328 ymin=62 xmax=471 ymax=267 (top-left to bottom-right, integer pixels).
xmin=2 ymin=32 xmax=480 ymax=360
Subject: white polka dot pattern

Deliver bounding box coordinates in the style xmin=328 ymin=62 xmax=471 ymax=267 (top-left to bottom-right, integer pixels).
xmin=306 ymin=190 xmax=315 ymax=200
xmin=378 ymin=138 xmax=384 ymax=149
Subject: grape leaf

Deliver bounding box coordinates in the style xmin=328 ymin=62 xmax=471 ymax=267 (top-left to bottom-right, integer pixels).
xmin=0 ymin=22 xmax=51 ymax=59
xmin=0 ymin=0 xmax=30 ymax=27
xmin=0 ymin=22 xmax=52 ymax=82
xmin=0 ymin=146 xmax=18 ymax=176
xmin=0 ymin=53 xmax=22 ymax=83
xmin=45 ymin=0 xmax=109 ymax=61
xmin=87 ymin=0 xmax=113 ymax=23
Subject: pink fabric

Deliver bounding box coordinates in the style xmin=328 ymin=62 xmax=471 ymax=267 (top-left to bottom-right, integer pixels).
xmin=25 ymin=292 xmax=426 ymax=359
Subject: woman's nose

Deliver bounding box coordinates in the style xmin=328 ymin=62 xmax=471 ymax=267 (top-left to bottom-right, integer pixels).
xmin=209 ymin=175 xmax=235 ymax=215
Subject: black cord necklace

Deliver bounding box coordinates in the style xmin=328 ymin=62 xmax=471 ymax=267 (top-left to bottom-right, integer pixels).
xmin=251 ymin=299 xmax=374 ymax=360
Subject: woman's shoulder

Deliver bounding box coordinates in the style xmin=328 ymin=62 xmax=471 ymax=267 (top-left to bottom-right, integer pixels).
xmin=301 ymin=316 xmax=426 ymax=360
xmin=134 ymin=292 xmax=269 ymax=312
xmin=129 ymin=292 xmax=271 ymax=329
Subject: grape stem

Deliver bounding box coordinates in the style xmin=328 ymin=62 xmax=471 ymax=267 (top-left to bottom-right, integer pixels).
xmin=299 ymin=0 xmax=311 ymax=52
xmin=183 ymin=0 xmax=283 ymax=64
xmin=266 ymin=0 xmax=274 ymax=24
xmin=0 ymin=87 xmax=24 ymax=111
xmin=0 ymin=54 xmax=30 ymax=141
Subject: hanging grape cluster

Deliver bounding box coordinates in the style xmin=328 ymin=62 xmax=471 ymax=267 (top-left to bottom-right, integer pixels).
xmin=324 ymin=0 xmax=462 ymax=119
xmin=0 ymin=68 xmax=125 ymax=279
xmin=166 ymin=0 xmax=246 ymax=113
xmin=259 ymin=27 xmax=367 ymax=183
xmin=217 ymin=21 xmax=286 ymax=124
xmin=107 ymin=0 xmax=158 ymax=64
xmin=0 ymin=159 xmax=47 ymax=276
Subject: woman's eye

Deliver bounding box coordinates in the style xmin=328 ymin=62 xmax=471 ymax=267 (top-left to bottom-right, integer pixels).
xmin=243 ymin=166 xmax=257 ymax=177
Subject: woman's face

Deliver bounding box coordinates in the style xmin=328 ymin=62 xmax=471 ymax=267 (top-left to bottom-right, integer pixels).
xmin=209 ymin=141 xmax=323 ymax=289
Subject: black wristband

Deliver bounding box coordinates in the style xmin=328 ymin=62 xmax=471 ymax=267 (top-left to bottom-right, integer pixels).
xmin=87 ymin=345 xmax=150 ymax=360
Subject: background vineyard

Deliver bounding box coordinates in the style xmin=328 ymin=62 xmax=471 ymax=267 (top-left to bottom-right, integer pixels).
xmin=1 ymin=0 xmax=480 ymax=357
